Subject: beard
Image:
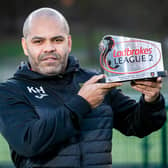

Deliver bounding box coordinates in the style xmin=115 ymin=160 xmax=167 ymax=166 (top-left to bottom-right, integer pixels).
xmin=38 ymin=61 xmax=65 ymax=76
xmin=28 ymin=52 xmax=69 ymax=76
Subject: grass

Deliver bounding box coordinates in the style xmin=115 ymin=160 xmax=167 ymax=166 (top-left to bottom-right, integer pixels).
xmin=0 ymin=134 xmax=12 ymax=162
xmin=112 ymin=128 xmax=164 ymax=163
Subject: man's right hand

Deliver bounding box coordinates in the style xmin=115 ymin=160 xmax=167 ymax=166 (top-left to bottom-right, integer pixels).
xmin=78 ymin=74 xmax=122 ymax=108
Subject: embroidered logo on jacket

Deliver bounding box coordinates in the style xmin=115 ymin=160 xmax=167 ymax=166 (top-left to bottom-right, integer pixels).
xmin=27 ymin=86 xmax=48 ymax=99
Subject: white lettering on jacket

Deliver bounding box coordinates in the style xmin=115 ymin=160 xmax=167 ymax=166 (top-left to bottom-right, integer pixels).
xmin=27 ymin=86 xmax=48 ymax=99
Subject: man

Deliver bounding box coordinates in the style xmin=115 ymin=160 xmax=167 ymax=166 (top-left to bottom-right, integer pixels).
xmin=0 ymin=7 xmax=166 ymax=168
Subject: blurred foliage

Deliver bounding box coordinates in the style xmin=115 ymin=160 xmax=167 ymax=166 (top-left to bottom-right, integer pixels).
xmin=0 ymin=40 xmax=22 ymax=59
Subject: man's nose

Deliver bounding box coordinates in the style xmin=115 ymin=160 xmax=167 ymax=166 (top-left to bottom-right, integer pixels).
xmin=44 ymin=42 xmax=56 ymax=53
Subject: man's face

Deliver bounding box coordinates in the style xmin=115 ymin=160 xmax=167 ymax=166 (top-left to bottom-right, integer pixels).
xmin=22 ymin=16 xmax=72 ymax=76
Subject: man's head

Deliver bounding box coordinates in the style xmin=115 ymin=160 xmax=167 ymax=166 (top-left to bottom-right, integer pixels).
xmin=22 ymin=7 xmax=72 ymax=76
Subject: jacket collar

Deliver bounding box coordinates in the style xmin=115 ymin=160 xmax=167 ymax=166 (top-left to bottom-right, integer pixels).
xmin=13 ymin=56 xmax=80 ymax=80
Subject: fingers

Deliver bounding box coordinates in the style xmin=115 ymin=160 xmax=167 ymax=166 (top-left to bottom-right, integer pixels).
xmin=157 ymin=77 xmax=162 ymax=83
xmin=131 ymin=84 xmax=160 ymax=101
xmin=97 ymin=82 xmax=123 ymax=89
xmin=131 ymin=84 xmax=160 ymax=92
xmin=78 ymin=75 xmax=123 ymax=108
xmin=84 ymin=75 xmax=123 ymax=89
xmin=131 ymin=77 xmax=162 ymax=88
xmin=131 ymin=84 xmax=159 ymax=94
xmin=84 ymin=74 xmax=105 ymax=85
xmin=131 ymin=77 xmax=162 ymax=102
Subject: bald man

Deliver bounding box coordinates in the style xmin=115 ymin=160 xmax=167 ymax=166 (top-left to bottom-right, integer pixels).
xmin=0 ymin=7 xmax=166 ymax=168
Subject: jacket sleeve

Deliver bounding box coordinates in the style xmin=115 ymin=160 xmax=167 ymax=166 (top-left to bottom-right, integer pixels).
xmin=110 ymin=89 xmax=166 ymax=138
xmin=0 ymin=86 xmax=91 ymax=157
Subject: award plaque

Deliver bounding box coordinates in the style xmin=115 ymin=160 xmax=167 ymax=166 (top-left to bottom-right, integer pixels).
xmin=99 ymin=35 xmax=167 ymax=82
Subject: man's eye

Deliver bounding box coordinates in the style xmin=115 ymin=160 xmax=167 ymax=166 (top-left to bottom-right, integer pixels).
xmin=55 ymin=39 xmax=63 ymax=42
xmin=31 ymin=40 xmax=43 ymax=44
xmin=34 ymin=40 xmax=42 ymax=44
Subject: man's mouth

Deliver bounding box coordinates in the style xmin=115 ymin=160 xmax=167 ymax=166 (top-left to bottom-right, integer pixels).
xmin=42 ymin=56 xmax=59 ymax=62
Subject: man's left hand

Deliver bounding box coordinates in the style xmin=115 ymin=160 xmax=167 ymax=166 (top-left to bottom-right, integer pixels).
xmin=131 ymin=77 xmax=162 ymax=103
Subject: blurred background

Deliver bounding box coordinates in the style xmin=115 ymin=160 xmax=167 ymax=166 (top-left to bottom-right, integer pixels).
xmin=0 ymin=0 xmax=167 ymax=167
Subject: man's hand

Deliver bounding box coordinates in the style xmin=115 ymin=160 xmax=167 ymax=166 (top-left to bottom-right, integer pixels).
xmin=78 ymin=74 xmax=122 ymax=108
xmin=131 ymin=77 xmax=162 ymax=103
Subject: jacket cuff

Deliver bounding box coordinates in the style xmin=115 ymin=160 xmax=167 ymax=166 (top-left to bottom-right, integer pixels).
xmin=140 ymin=93 xmax=165 ymax=112
xmin=64 ymin=94 xmax=91 ymax=118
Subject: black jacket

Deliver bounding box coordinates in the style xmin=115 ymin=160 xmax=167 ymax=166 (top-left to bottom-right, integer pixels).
xmin=0 ymin=56 xmax=166 ymax=168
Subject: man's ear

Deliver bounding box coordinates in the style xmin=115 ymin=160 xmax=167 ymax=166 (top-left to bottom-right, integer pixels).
xmin=68 ymin=35 xmax=72 ymax=53
xmin=21 ymin=37 xmax=29 ymax=56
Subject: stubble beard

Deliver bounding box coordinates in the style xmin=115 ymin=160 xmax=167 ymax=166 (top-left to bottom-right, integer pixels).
xmin=29 ymin=52 xmax=68 ymax=76
xmin=39 ymin=60 xmax=66 ymax=76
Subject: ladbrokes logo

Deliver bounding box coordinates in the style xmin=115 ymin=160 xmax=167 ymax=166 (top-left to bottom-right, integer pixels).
xmin=100 ymin=37 xmax=162 ymax=74
xmin=113 ymin=47 xmax=152 ymax=57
